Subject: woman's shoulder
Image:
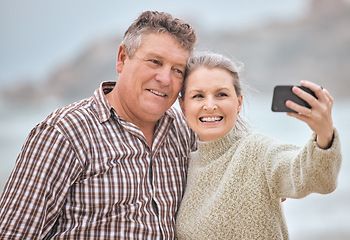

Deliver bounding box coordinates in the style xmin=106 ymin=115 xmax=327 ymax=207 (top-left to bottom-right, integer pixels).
xmin=241 ymin=131 xmax=275 ymax=145
xmin=236 ymin=131 xmax=292 ymax=156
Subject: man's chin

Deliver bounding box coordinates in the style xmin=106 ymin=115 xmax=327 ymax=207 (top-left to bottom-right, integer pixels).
xmin=141 ymin=105 xmax=169 ymax=119
xmin=143 ymin=101 xmax=173 ymax=113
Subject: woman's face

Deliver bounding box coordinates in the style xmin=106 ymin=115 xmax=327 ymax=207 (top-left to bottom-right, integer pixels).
xmin=179 ymin=66 xmax=243 ymax=141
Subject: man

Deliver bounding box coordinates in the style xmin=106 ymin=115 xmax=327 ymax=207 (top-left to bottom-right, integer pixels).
xmin=0 ymin=11 xmax=197 ymax=239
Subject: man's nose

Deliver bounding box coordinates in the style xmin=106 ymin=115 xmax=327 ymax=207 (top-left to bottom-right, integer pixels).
xmin=155 ymin=67 xmax=172 ymax=86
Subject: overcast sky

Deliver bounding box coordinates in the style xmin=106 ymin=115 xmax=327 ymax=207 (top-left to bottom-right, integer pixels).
xmin=0 ymin=0 xmax=308 ymax=86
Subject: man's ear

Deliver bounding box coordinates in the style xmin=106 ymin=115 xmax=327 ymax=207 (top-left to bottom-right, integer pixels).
xmin=116 ymin=45 xmax=127 ymax=73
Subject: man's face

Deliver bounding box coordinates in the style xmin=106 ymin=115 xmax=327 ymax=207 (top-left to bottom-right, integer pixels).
xmin=115 ymin=33 xmax=190 ymax=123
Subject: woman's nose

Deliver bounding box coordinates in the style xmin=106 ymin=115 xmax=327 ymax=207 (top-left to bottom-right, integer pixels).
xmin=203 ymin=98 xmax=217 ymax=111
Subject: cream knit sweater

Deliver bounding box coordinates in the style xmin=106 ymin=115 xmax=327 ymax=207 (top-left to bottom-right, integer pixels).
xmin=176 ymin=128 xmax=341 ymax=240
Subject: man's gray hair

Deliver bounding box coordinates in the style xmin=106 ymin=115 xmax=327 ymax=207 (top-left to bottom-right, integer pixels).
xmin=122 ymin=11 xmax=197 ymax=57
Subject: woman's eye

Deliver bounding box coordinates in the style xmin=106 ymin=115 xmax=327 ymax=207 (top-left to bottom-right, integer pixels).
xmin=193 ymin=94 xmax=204 ymax=99
xmin=218 ymin=93 xmax=228 ymax=97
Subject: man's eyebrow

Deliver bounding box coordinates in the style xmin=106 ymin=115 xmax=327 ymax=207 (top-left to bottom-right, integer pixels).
xmin=146 ymin=53 xmax=162 ymax=59
xmin=145 ymin=53 xmax=187 ymax=68
xmin=144 ymin=52 xmax=168 ymax=60
xmin=177 ymin=63 xmax=187 ymax=69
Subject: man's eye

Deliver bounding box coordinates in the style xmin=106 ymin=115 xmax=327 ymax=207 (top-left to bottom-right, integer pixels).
xmin=173 ymin=68 xmax=184 ymax=76
xmin=150 ymin=59 xmax=160 ymax=65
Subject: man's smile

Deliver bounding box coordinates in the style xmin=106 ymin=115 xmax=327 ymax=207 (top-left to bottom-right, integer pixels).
xmin=147 ymin=89 xmax=167 ymax=97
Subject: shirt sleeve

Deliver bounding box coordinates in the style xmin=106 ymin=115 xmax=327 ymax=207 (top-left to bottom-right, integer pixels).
xmin=0 ymin=123 xmax=83 ymax=239
xmin=263 ymin=128 xmax=342 ymax=199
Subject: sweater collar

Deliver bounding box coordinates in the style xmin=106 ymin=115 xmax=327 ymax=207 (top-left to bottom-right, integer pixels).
xmin=196 ymin=128 xmax=246 ymax=163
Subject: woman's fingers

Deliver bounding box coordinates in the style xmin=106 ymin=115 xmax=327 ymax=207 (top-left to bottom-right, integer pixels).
xmin=285 ymin=80 xmax=334 ymax=148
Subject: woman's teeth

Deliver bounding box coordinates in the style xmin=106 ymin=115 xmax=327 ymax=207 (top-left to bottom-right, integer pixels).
xmin=200 ymin=116 xmax=223 ymax=122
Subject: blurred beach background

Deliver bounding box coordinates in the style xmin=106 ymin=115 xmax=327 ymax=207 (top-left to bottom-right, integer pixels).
xmin=1 ymin=0 xmax=349 ymax=238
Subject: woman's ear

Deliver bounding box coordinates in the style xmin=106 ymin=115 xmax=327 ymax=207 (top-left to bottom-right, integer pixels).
xmin=116 ymin=45 xmax=127 ymax=73
xmin=237 ymin=94 xmax=243 ymax=113
xmin=178 ymin=96 xmax=185 ymax=114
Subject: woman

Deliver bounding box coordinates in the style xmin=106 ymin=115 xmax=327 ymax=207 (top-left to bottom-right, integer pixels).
xmin=176 ymin=52 xmax=342 ymax=239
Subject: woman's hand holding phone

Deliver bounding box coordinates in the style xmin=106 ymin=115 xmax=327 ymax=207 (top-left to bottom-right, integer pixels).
xmin=286 ymin=81 xmax=334 ymax=149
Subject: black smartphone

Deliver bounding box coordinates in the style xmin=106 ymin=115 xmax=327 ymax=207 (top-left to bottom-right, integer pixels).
xmin=271 ymin=85 xmax=316 ymax=112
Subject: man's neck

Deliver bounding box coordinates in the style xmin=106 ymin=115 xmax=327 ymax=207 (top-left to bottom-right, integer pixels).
xmin=106 ymin=89 xmax=158 ymax=148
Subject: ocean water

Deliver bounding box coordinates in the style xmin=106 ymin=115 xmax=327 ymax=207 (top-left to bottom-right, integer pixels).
xmin=0 ymin=95 xmax=349 ymax=239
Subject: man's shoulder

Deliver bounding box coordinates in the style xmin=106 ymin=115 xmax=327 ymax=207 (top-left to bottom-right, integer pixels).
xmin=166 ymin=106 xmax=188 ymax=127
xmin=166 ymin=105 xmax=185 ymax=121
xmin=43 ymin=82 xmax=109 ymax=128
xmin=162 ymin=105 xmax=196 ymax=151
xmin=43 ymin=96 xmax=96 ymax=129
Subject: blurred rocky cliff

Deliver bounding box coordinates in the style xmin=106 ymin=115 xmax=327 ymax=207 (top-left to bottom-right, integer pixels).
xmin=200 ymin=0 xmax=350 ymax=99
xmin=2 ymin=0 xmax=350 ymax=107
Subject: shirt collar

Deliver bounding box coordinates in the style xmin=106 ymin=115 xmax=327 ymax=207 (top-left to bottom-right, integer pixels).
xmin=92 ymin=81 xmax=115 ymax=123
xmin=92 ymin=81 xmax=177 ymax=124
